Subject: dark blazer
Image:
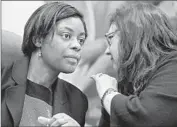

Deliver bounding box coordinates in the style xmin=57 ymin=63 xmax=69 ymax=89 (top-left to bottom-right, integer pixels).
xmin=99 ymin=52 xmax=177 ymax=127
xmin=1 ymin=56 xmax=88 ymax=127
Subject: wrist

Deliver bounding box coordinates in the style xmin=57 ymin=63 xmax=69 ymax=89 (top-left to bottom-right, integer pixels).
xmin=101 ymin=88 xmax=118 ymax=107
xmin=103 ymin=91 xmax=119 ymax=114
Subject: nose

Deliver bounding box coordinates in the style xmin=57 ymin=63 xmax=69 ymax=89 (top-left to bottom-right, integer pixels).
xmin=70 ymin=39 xmax=81 ymax=52
xmin=105 ymin=47 xmax=111 ymax=55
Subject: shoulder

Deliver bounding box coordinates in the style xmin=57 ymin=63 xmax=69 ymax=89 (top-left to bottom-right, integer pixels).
xmin=153 ymin=52 xmax=177 ymax=76
xmin=1 ymin=55 xmax=24 ymax=74
xmin=1 ymin=59 xmax=14 ymax=82
xmin=1 ymin=56 xmax=24 ymax=81
xmin=58 ymin=78 xmax=88 ymax=105
xmin=1 ymin=58 xmax=14 ymax=72
xmin=148 ymin=52 xmax=177 ymax=86
xmin=1 ymin=56 xmax=27 ymax=89
xmin=1 ymin=59 xmax=15 ymax=92
xmin=157 ymin=52 xmax=177 ymax=68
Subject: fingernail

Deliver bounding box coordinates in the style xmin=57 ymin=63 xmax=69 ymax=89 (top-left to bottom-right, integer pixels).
xmin=90 ymin=75 xmax=96 ymax=79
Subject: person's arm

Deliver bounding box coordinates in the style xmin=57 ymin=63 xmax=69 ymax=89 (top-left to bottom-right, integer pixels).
xmin=109 ymin=61 xmax=177 ymax=127
xmin=103 ymin=90 xmax=120 ymax=114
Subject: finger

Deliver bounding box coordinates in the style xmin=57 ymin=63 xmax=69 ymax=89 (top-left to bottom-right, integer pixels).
xmin=95 ymin=73 xmax=105 ymax=79
xmin=50 ymin=120 xmax=60 ymax=127
xmin=91 ymin=72 xmax=104 ymax=80
xmin=38 ymin=116 xmax=51 ymax=125
xmin=61 ymin=123 xmax=71 ymax=127
xmin=90 ymin=75 xmax=96 ymax=80
xmin=97 ymin=73 xmax=103 ymax=77
xmin=53 ymin=113 xmax=64 ymax=119
xmin=48 ymin=117 xmax=57 ymax=125
xmin=61 ymin=122 xmax=79 ymax=127
xmin=50 ymin=118 xmax=68 ymax=126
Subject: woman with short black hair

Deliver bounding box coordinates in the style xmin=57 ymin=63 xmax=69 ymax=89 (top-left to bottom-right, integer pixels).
xmin=2 ymin=2 xmax=88 ymax=127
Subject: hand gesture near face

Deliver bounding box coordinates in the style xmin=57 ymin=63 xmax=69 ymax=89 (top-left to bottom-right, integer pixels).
xmin=91 ymin=73 xmax=118 ymax=98
xmin=38 ymin=113 xmax=80 ymax=127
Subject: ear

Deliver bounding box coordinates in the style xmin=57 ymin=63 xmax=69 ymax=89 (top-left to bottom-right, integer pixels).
xmin=33 ymin=37 xmax=42 ymax=48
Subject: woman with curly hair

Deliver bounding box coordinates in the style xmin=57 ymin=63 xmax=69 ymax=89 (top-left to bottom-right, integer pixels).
xmin=92 ymin=2 xmax=177 ymax=127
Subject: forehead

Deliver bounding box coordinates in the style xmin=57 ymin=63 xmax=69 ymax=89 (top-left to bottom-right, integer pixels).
xmin=56 ymin=17 xmax=85 ymax=33
xmin=108 ymin=23 xmax=118 ymax=33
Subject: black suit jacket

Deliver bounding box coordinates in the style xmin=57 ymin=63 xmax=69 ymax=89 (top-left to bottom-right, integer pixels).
xmin=1 ymin=56 xmax=88 ymax=127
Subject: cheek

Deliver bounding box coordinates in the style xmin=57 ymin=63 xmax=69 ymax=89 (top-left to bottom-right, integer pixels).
xmin=110 ymin=43 xmax=119 ymax=61
xmin=48 ymin=38 xmax=68 ymax=56
xmin=109 ymin=43 xmax=120 ymax=70
xmin=42 ymin=40 xmax=66 ymax=65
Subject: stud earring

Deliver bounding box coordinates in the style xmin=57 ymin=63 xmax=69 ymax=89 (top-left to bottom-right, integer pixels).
xmin=38 ymin=49 xmax=42 ymax=57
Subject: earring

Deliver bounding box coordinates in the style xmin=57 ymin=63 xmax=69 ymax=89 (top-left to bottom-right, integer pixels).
xmin=38 ymin=49 xmax=42 ymax=57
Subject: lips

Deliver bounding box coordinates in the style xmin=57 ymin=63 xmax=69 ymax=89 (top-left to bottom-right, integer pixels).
xmin=64 ymin=55 xmax=81 ymax=62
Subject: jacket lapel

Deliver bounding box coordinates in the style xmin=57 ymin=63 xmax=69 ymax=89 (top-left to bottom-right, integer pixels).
xmin=5 ymin=56 xmax=29 ymax=126
xmin=53 ymin=79 xmax=71 ymax=116
xmin=6 ymin=84 xmax=26 ymax=126
xmin=5 ymin=56 xmax=71 ymax=126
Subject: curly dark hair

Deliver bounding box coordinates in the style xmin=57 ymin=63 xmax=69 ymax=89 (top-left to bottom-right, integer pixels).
xmin=110 ymin=2 xmax=177 ymax=94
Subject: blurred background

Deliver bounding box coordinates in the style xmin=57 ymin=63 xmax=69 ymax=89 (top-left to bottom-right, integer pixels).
xmin=2 ymin=1 xmax=177 ymax=126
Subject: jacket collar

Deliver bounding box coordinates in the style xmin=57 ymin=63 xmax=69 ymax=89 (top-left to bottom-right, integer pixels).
xmin=6 ymin=56 xmax=29 ymax=126
xmin=11 ymin=56 xmax=30 ymax=86
xmin=6 ymin=56 xmax=69 ymax=126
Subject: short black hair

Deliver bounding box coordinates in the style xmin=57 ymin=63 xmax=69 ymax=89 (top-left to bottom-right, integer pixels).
xmin=22 ymin=2 xmax=87 ymax=57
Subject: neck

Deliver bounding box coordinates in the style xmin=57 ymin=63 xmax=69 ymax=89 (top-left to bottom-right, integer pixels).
xmin=27 ymin=51 xmax=59 ymax=88
xmin=59 ymin=60 xmax=90 ymax=91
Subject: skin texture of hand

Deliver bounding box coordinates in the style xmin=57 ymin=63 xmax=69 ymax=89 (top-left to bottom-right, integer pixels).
xmin=38 ymin=113 xmax=80 ymax=127
xmin=91 ymin=73 xmax=118 ymax=99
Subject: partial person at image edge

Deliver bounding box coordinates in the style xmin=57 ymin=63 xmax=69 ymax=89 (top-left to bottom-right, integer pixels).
xmin=91 ymin=2 xmax=177 ymax=127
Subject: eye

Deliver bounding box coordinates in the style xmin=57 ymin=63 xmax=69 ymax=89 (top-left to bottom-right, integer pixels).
xmin=78 ymin=38 xmax=85 ymax=46
xmin=108 ymin=34 xmax=114 ymax=40
xmin=105 ymin=34 xmax=113 ymax=46
xmin=61 ymin=33 xmax=71 ymax=40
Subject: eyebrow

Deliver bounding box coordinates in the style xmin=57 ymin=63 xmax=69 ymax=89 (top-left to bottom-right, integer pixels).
xmin=105 ymin=32 xmax=110 ymax=37
xmin=61 ymin=27 xmax=74 ymax=32
xmin=105 ymin=30 xmax=119 ymax=36
xmin=58 ymin=27 xmax=86 ymax=37
xmin=105 ymin=32 xmax=113 ymax=37
xmin=79 ymin=32 xmax=86 ymax=37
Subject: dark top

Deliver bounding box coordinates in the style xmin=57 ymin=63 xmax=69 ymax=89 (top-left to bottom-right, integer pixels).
xmin=19 ymin=79 xmax=54 ymax=126
xmin=1 ymin=56 xmax=88 ymax=127
xmin=99 ymin=52 xmax=177 ymax=127
xmin=26 ymin=79 xmax=54 ymax=105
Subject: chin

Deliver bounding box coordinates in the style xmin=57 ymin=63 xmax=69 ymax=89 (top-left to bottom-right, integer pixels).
xmin=61 ymin=65 xmax=76 ymax=74
xmin=113 ymin=63 xmax=118 ymax=71
xmin=63 ymin=69 xmax=75 ymax=74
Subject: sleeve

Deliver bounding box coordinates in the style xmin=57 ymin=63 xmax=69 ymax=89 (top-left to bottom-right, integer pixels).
xmin=99 ymin=108 xmax=110 ymax=127
xmin=110 ymin=61 xmax=177 ymax=127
